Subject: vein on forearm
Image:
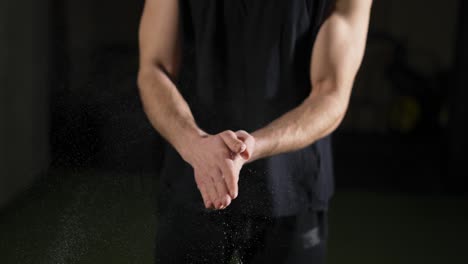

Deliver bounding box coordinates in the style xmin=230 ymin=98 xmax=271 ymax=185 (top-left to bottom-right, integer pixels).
xmin=250 ymin=88 xmax=346 ymax=163
xmin=138 ymin=67 xmax=206 ymax=155
xmin=249 ymin=0 xmax=372 ymax=163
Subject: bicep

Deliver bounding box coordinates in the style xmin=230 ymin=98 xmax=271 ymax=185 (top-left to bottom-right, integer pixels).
xmin=138 ymin=0 xmax=181 ymax=78
xmin=310 ymin=0 xmax=372 ymax=95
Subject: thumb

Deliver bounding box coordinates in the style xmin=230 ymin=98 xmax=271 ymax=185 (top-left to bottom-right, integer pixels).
xmin=220 ymin=130 xmax=247 ymax=154
xmin=235 ymin=130 xmax=254 ymax=160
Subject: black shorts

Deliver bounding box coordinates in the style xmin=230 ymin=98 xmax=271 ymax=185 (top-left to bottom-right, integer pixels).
xmin=154 ymin=206 xmax=328 ymax=264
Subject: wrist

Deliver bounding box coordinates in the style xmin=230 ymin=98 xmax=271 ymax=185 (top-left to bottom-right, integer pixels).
xmin=175 ymin=127 xmax=209 ymax=163
xmin=247 ymin=132 xmax=265 ymax=164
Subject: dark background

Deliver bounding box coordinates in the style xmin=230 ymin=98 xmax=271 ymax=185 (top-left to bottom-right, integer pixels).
xmin=1 ymin=0 xmax=467 ymax=263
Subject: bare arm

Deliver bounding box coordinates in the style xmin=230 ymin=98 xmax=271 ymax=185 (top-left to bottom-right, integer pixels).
xmin=137 ymin=0 xmax=248 ymax=209
xmin=249 ymin=0 xmax=373 ymax=163
xmin=137 ymin=0 xmax=206 ymax=157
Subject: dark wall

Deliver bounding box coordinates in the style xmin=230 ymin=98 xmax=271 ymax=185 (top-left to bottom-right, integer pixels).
xmin=49 ymin=0 xmax=163 ymax=172
xmin=0 ymin=0 xmax=51 ymax=208
xmin=343 ymin=0 xmax=458 ymax=133
xmin=332 ymin=0 xmax=464 ymax=194
xmin=449 ymin=0 xmax=468 ymax=193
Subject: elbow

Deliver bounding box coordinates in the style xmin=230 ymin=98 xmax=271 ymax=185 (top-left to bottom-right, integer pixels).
xmin=319 ymin=95 xmax=348 ymax=139
xmin=327 ymin=93 xmax=349 ymax=131
xmin=137 ymin=61 xmax=177 ymax=92
xmin=136 ymin=59 xmax=161 ymax=91
xmin=331 ymin=89 xmax=349 ymax=121
xmin=137 ymin=69 xmax=151 ymax=93
xmin=310 ymin=79 xmax=351 ymax=118
xmin=136 ymin=65 xmax=158 ymax=115
xmin=332 ymin=104 xmax=347 ymax=131
xmin=308 ymin=79 xmax=351 ymax=134
xmin=136 ymin=71 xmax=144 ymax=91
xmin=136 ymin=70 xmax=150 ymax=115
xmin=137 ymin=65 xmax=155 ymax=92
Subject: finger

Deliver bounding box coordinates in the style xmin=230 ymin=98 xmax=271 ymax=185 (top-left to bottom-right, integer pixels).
xmin=195 ymin=170 xmax=212 ymax=208
xmin=220 ymin=130 xmax=246 ymax=154
xmin=207 ymin=176 xmax=220 ymax=209
xmin=198 ymin=183 xmax=212 ymax=209
xmin=219 ymin=159 xmax=238 ymax=199
xmin=222 ymin=195 xmax=231 ymax=209
xmin=235 ymin=130 xmax=254 ymax=160
xmin=212 ymin=169 xmax=231 ymax=209
xmin=219 ymin=188 xmax=232 ymax=209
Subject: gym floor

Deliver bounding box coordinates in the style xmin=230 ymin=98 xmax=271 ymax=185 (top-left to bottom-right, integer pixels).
xmin=1 ymin=167 xmax=467 ymax=264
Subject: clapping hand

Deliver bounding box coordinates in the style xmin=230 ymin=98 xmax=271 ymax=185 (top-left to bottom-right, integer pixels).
xmin=183 ymin=130 xmax=255 ymax=210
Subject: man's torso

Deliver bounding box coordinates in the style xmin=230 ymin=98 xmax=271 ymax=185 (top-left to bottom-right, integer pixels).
xmin=158 ymin=0 xmax=336 ymax=217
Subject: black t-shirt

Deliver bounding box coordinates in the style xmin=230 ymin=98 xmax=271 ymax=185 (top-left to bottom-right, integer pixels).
xmin=157 ymin=0 xmax=335 ymax=217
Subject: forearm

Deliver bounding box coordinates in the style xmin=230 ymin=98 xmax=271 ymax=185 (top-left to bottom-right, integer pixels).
xmin=249 ymin=0 xmax=372 ymax=163
xmin=137 ymin=67 xmax=207 ymax=160
xmin=250 ymin=85 xmax=347 ymax=163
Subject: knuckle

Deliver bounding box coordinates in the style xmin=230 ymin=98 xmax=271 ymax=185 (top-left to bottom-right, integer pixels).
xmin=196 ymin=177 xmax=207 ymax=186
xmin=236 ymin=142 xmax=244 ymax=151
xmin=223 ymin=130 xmax=236 ymax=138
xmin=235 ymin=130 xmax=246 ymax=136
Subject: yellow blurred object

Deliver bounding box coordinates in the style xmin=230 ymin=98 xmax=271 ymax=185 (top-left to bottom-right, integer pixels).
xmin=389 ymin=95 xmax=421 ymax=133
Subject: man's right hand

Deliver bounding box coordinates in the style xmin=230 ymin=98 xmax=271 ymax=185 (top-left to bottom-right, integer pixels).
xmin=181 ymin=130 xmax=249 ymax=210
